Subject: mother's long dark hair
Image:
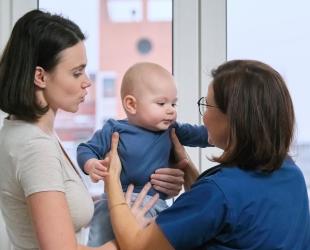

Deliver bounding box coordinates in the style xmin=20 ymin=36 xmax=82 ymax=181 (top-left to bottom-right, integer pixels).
xmin=211 ymin=60 xmax=295 ymax=172
xmin=0 ymin=10 xmax=85 ymax=122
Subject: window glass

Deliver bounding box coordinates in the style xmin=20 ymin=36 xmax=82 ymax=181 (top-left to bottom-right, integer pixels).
xmin=227 ymin=0 xmax=310 ymax=195
xmin=148 ymin=0 xmax=172 ymax=22
xmin=107 ymin=0 xmax=142 ymax=22
xmin=39 ymin=0 xmax=172 ymax=195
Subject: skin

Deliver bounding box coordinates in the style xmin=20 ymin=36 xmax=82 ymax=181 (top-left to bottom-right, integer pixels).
xmin=203 ymin=84 xmax=229 ymax=149
xmin=124 ymin=64 xmax=178 ymax=131
xmin=33 ymin=42 xmax=91 ymax=135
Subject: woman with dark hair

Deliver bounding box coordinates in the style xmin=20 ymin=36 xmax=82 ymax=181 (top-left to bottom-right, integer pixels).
xmin=0 ymin=9 xmax=184 ymax=250
xmin=105 ymin=60 xmax=310 ymax=249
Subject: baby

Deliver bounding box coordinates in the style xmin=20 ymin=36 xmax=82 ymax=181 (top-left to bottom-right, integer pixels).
xmin=77 ymin=62 xmax=209 ymax=246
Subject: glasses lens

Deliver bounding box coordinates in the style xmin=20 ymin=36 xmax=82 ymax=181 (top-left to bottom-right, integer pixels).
xmin=198 ymin=97 xmax=206 ymax=116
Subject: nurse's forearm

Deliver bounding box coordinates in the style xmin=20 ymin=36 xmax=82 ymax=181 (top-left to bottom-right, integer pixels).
xmin=183 ymin=157 xmax=199 ymax=191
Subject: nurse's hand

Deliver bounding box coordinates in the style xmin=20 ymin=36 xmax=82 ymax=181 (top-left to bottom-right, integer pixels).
xmin=150 ymin=160 xmax=187 ymax=198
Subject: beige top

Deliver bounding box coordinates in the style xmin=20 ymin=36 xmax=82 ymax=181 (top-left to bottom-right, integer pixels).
xmin=0 ymin=119 xmax=94 ymax=250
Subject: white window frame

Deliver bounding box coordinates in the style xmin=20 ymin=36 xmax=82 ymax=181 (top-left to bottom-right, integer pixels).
xmin=173 ymin=0 xmax=226 ymax=172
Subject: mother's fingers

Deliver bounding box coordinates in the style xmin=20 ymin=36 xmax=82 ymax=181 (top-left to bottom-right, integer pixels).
xmin=110 ymin=132 xmax=119 ymax=154
xmin=131 ymin=182 xmax=152 ymax=210
xmin=140 ymin=193 xmax=159 ymax=215
xmin=125 ymin=184 xmax=134 ymax=206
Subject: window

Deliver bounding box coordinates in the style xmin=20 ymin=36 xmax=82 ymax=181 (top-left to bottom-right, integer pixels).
xmin=107 ymin=0 xmax=142 ymax=22
xmin=227 ymin=0 xmax=310 ymax=194
xmin=148 ymin=0 xmax=172 ymax=22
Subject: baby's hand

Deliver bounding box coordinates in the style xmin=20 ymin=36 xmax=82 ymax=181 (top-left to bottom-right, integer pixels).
xmin=84 ymin=158 xmax=109 ymax=183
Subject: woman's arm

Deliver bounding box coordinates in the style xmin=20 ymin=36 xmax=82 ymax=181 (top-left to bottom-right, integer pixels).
xmin=106 ymin=133 xmax=174 ymax=250
xmin=27 ymin=191 xmax=118 ymax=250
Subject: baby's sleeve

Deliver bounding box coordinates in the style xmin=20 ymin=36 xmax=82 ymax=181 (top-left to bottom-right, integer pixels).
xmin=76 ymin=122 xmax=113 ymax=172
xmin=174 ymin=122 xmax=210 ymax=147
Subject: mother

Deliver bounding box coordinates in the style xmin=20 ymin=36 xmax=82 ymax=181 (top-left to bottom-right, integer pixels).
xmin=0 ymin=9 xmax=184 ymax=250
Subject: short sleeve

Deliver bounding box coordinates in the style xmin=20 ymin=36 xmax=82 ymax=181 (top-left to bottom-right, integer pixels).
xmin=156 ymin=178 xmax=229 ymax=250
xmin=16 ymin=137 xmax=65 ymax=197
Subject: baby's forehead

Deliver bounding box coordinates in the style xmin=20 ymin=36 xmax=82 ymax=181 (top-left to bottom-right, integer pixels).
xmin=122 ymin=62 xmax=175 ymax=97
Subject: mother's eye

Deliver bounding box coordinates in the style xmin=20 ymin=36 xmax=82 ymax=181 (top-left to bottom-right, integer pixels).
xmin=73 ymin=72 xmax=82 ymax=78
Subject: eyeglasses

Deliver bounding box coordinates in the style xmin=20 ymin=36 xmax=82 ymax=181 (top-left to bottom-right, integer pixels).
xmin=197 ymin=97 xmax=217 ymax=116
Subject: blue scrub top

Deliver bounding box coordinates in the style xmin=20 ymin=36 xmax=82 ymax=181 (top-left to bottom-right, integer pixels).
xmin=156 ymin=158 xmax=310 ymax=250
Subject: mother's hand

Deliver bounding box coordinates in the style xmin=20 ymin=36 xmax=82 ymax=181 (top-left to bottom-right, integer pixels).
xmin=106 ymin=132 xmax=122 ymax=181
xmin=125 ymin=183 xmax=159 ymax=228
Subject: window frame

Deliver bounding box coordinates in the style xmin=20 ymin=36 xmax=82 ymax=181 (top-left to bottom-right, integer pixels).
xmin=173 ymin=0 xmax=226 ymax=172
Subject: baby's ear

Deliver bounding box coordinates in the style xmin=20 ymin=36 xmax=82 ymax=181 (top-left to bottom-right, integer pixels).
xmin=123 ymin=95 xmax=137 ymax=114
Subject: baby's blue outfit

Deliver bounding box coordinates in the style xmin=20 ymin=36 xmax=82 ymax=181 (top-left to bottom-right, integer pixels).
xmin=77 ymin=119 xmax=209 ymax=246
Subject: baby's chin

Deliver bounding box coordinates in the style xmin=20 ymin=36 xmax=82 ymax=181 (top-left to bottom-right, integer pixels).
xmin=150 ymin=124 xmax=171 ymax=132
xmin=144 ymin=120 xmax=175 ymax=132
xmin=158 ymin=122 xmax=175 ymax=131
xmin=153 ymin=126 xmax=169 ymax=132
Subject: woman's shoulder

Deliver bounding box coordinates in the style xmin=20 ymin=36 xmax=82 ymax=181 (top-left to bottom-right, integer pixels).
xmin=196 ymin=158 xmax=307 ymax=200
xmin=1 ymin=120 xmax=61 ymax=167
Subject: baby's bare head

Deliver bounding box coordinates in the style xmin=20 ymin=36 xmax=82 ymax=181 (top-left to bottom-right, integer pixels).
xmin=121 ymin=62 xmax=175 ymax=99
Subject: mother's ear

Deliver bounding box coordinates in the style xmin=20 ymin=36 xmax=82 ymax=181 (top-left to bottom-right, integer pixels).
xmin=123 ymin=95 xmax=137 ymax=115
xmin=34 ymin=66 xmax=47 ymax=89
xmin=34 ymin=66 xmax=48 ymax=107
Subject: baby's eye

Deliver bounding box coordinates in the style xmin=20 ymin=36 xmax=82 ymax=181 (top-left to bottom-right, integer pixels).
xmin=157 ymin=102 xmax=165 ymax=106
xmin=172 ymin=103 xmax=177 ymax=108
